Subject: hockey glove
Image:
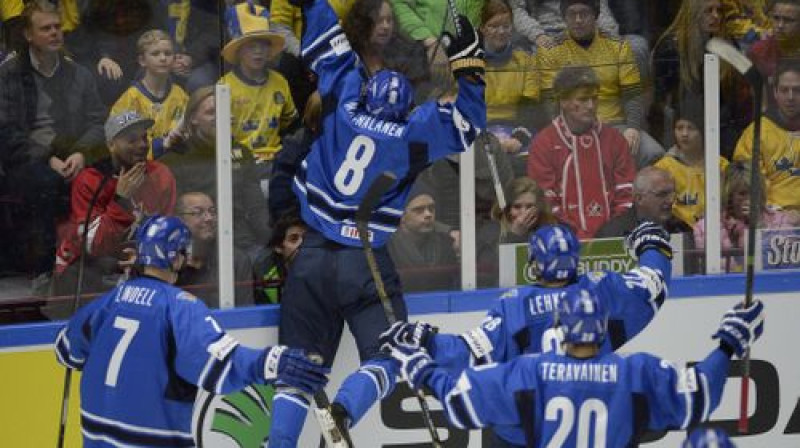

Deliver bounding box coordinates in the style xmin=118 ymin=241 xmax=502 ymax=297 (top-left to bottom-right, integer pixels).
xmin=442 ymin=15 xmax=485 ymax=78
xmin=379 ymin=321 xmax=436 ymax=353
xmin=390 ymin=346 xmax=436 ymax=391
xmin=265 ymin=346 xmax=330 ymax=394
xmin=712 ymin=300 xmax=765 ymax=358
xmin=625 ymin=220 xmax=673 ymax=260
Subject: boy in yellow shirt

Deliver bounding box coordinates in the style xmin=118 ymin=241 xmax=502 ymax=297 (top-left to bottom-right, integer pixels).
xmin=111 ymin=29 xmax=188 ymax=159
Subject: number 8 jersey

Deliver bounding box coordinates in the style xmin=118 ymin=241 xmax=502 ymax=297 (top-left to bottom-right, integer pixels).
xmin=292 ymin=0 xmax=486 ymax=248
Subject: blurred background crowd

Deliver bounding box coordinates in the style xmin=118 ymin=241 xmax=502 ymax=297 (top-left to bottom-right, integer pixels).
xmin=1 ymin=0 xmax=799 ymax=323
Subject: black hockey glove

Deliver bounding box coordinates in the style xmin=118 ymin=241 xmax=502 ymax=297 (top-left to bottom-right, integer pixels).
xmin=442 ymin=15 xmax=485 ymax=78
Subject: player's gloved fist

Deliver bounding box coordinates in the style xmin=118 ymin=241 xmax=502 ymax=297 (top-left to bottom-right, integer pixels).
xmin=390 ymin=346 xmax=436 ymax=390
xmin=625 ymin=220 xmax=673 ymax=260
xmin=379 ymin=321 xmax=436 ymax=353
xmin=712 ymin=300 xmax=765 ymax=358
xmin=264 ymin=346 xmax=330 ymax=394
xmin=442 ymin=15 xmax=485 ymax=78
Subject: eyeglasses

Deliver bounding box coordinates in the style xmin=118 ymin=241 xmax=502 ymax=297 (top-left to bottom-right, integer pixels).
xmin=180 ymin=207 xmax=217 ymax=218
xmin=646 ymin=190 xmax=676 ymax=200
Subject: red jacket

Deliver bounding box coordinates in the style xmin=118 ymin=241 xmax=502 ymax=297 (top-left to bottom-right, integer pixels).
xmin=55 ymin=159 xmax=176 ymax=274
xmin=527 ymin=117 xmax=634 ymax=239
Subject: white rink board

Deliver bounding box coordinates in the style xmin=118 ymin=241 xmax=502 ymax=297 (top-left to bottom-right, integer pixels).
xmin=195 ymin=292 xmax=800 ymax=447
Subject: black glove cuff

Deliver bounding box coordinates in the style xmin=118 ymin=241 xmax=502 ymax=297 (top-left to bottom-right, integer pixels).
xmin=719 ymin=340 xmax=735 ymax=358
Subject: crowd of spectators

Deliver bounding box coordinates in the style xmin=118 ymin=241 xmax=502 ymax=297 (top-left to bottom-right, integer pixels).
xmin=1 ymin=0 xmax=800 ymax=322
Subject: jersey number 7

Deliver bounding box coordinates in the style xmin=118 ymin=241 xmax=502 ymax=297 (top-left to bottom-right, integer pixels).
xmin=106 ymin=316 xmax=140 ymax=387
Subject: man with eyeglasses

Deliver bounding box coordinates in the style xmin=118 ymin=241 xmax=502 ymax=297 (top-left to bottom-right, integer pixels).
xmin=175 ymin=191 xmax=255 ymax=308
xmin=748 ymin=0 xmax=800 ymax=106
xmin=596 ymin=166 xmax=693 ymax=238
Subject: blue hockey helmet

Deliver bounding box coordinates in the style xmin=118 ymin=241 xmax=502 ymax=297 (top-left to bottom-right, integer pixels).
xmin=365 ymin=69 xmax=414 ymax=121
xmin=528 ymin=224 xmax=580 ymax=282
xmin=557 ymin=288 xmax=607 ymax=344
xmin=135 ymin=215 xmax=192 ymax=270
xmin=682 ymin=428 xmax=736 ymax=448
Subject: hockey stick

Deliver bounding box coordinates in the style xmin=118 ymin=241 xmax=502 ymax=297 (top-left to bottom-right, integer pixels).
xmin=57 ymin=173 xmax=113 ymax=447
xmin=443 ymin=6 xmax=506 ymax=209
xmin=313 ymin=384 xmax=354 ymax=448
xmin=706 ymin=37 xmax=763 ymax=435
xmin=355 ymin=172 xmax=443 ymax=448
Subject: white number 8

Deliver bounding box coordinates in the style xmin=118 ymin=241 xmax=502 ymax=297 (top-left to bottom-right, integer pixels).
xmin=334 ymin=135 xmax=376 ymax=196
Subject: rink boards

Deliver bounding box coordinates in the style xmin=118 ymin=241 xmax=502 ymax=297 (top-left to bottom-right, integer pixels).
xmin=1 ymin=272 xmax=799 ymax=447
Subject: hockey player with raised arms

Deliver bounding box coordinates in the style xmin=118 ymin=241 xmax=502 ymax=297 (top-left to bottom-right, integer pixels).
xmin=54 ymin=215 xmax=329 ymax=447
xmin=268 ymin=0 xmax=486 ymax=444
xmin=393 ymin=288 xmax=765 ymax=447
xmin=380 ymin=220 xmax=673 ymax=446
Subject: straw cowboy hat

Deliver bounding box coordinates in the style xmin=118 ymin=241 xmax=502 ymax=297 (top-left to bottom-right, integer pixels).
xmin=222 ymin=1 xmax=285 ymax=64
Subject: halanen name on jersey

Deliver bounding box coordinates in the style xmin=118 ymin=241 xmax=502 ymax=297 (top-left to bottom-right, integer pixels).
xmin=115 ymin=286 xmax=157 ymax=307
xmin=540 ymin=361 xmax=618 ymax=384
xmin=350 ymin=110 xmax=406 ymax=137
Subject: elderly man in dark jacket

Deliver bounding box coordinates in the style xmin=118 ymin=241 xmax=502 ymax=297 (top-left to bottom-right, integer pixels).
xmin=0 ymin=1 xmax=105 ymax=291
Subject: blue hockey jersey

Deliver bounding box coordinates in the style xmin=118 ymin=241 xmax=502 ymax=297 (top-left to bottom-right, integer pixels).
xmin=54 ymin=276 xmax=270 ymax=447
xmin=292 ymin=0 xmax=486 ymax=248
xmin=425 ymin=348 xmax=730 ymax=447
xmin=428 ymin=249 xmax=671 ymax=444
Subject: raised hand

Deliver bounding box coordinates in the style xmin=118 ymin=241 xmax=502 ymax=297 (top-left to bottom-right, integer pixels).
xmin=625 ymin=220 xmax=672 ymax=259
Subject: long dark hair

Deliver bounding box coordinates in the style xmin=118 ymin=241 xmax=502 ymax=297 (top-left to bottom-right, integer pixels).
xmin=342 ymin=0 xmax=430 ymax=85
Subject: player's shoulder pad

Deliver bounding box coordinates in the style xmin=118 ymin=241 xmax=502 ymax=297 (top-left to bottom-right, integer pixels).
xmin=582 ymin=271 xmax=608 ymax=284
xmin=601 ymin=32 xmax=624 ymax=43
xmin=499 ymin=287 xmax=521 ymax=300
xmin=176 ymin=290 xmax=198 ymax=302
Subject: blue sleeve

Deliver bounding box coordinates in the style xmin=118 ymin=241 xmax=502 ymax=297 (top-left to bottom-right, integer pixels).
xmin=54 ymin=296 xmax=108 ymax=370
xmin=408 ymin=76 xmax=486 ymax=162
xmin=300 ymin=0 xmax=357 ymax=99
xmin=170 ymin=300 xmax=268 ymax=395
xmin=635 ymin=349 xmax=730 ymax=431
xmin=430 ymin=296 xmax=517 ymax=372
xmin=592 ymin=248 xmax=671 ymax=349
xmin=425 ymin=357 xmax=536 ymax=430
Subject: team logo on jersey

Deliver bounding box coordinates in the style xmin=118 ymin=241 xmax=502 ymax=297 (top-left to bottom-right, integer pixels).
xmin=274 ymin=92 xmax=285 ymax=105
xmin=677 ymin=192 xmax=699 ymax=206
xmin=194 ymin=385 xmax=276 ymax=447
xmin=587 ymin=201 xmax=603 ymax=217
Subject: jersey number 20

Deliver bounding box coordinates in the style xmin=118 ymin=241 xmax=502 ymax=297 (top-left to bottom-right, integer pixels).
xmin=545 ymin=396 xmax=608 ymax=448
xmin=106 ymin=316 xmax=140 ymax=387
xmin=334 ymin=135 xmax=376 ymax=195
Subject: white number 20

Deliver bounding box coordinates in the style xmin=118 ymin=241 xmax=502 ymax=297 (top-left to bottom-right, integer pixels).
xmin=545 ymin=397 xmax=608 ymax=448
xmin=334 ymin=135 xmax=376 ymax=196
xmin=105 ymin=316 xmax=140 ymax=387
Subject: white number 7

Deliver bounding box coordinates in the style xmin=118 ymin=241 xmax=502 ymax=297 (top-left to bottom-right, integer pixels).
xmin=106 ymin=316 xmax=140 ymax=387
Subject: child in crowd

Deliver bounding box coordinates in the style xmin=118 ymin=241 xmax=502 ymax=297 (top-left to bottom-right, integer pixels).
xmin=110 ymin=29 xmax=188 ymax=159
xmin=219 ymin=2 xmax=298 ymax=166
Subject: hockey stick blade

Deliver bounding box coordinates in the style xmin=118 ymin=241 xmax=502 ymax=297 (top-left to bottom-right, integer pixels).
xmin=313 ymin=391 xmax=353 ymax=448
xmin=706 ymin=37 xmax=762 ymax=88
xmin=309 ymin=352 xmax=354 ymax=448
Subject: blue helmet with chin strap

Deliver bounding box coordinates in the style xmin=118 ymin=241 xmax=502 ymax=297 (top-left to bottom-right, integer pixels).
xmin=135 ymin=215 xmax=191 ymax=270
xmin=682 ymin=428 xmax=736 ymax=448
xmin=365 ymin=69 xmax=414 ymax=121
xmin=557 ymin=287 xmax=607 ymax=344
xmin=528 ymin=224 xmax=580 ymax=282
